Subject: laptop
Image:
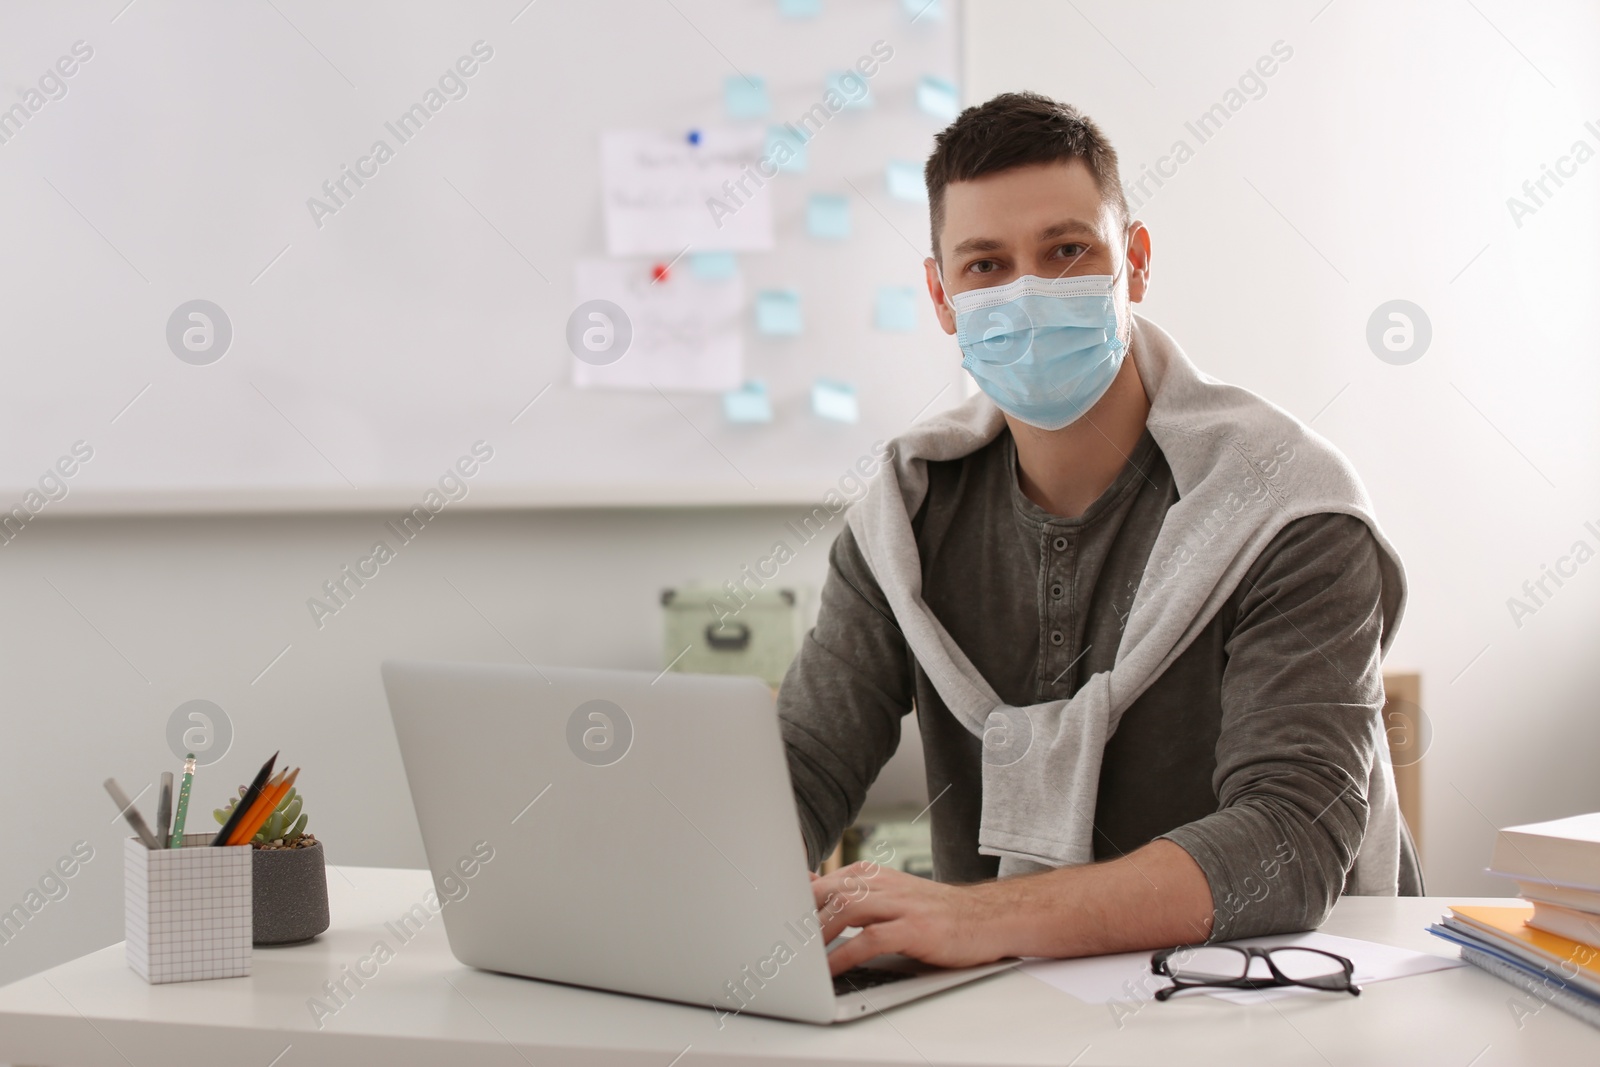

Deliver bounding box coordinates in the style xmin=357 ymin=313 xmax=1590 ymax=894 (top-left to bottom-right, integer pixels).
xmin=381 ymin=659 xmax=1018 ymax=1024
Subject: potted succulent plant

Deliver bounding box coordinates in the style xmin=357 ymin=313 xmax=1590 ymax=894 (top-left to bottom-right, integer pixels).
xmin=214 ymin=780 xmax=329 ymax=945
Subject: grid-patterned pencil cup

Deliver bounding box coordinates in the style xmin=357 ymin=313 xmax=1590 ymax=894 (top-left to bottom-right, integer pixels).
xmin=125 ymin=832 xmax=252 ymax=984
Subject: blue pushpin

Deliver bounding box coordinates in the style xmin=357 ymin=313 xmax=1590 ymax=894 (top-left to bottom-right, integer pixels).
xmin=687 ymin=129 xmax=702 ymax=146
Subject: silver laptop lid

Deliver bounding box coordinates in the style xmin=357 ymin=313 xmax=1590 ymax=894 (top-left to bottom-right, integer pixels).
xmin=382 ymin=659 xmax=838 ymax=1023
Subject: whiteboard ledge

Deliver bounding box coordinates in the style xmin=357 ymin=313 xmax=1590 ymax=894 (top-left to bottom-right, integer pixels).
xmin=19 ymin=483 xmax=854 ymax=517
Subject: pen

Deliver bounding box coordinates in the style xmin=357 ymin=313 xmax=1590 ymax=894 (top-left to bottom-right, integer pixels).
xmin=170 ymin=754 xmax=196 ymax=849
xmin=104 ymin=778 xmax=161 ymax=849
xmin=213 ymin=751 xmax=277 ymax=846
xmin=156 ymin=771 xmax=173 ymax=849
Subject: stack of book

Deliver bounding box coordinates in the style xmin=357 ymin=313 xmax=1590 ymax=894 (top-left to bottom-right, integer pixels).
xmin=1429 ymin=812 xmax=1600 ymax=1029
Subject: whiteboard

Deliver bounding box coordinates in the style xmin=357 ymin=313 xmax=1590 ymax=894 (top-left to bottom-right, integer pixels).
xmin=0 ymin=0 xmax=964 ymax=513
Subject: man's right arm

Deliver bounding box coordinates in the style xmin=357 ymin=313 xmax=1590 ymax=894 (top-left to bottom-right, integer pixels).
xmin=777 ymin=524 xmax=916 ymax=868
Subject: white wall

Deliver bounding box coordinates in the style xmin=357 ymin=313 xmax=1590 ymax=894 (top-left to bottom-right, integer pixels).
xmin=0 ymin=506 xmax=851 ymax=986
xmin=966 ymin=0 xmax=1600 ymax=894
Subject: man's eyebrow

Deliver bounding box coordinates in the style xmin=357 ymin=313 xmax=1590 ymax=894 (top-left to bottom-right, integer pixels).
xmin=1038 ymin=219 xmax=1102 ymax=242
xmin=948 ymin=235 xmax=1004 ymax=257
xmin=949 ymin=219 xmax=1104 ymax=259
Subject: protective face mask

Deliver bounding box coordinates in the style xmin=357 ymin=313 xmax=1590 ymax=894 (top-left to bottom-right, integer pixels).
xmin=939 ymin=258 xmax=1127 ymax=431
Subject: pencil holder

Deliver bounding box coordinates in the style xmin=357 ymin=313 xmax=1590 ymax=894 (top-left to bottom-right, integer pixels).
xmin=124 ymin=832 xmax=252 ymax=984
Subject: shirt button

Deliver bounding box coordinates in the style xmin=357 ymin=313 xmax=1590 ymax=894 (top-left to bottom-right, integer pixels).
xmin=1052 ymin=536 xmax=1069 ymax=552
xmin=1050 ymin=583 xmax=1064 ymax=599
xmin=1050 ymin=630 xmax=1064 ymax=646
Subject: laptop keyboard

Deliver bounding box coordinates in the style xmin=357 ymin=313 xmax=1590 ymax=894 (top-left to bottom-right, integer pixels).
xmin=832 ymin=966 xmax=919 ymax=997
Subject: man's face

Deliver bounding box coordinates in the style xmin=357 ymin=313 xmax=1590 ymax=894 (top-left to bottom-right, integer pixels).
xmin=925 ymin=159 xmax=1150 ymax=339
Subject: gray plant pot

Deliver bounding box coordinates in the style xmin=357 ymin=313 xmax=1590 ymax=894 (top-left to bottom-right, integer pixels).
xmin=252 ymin=840 xmax=330 ymax=946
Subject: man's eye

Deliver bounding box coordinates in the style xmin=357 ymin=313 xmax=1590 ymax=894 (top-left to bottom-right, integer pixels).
xmin=1051 ymin=243 xmax=1090 ymax=259
xmin=969 ymin=260 xmax=999 ymax=274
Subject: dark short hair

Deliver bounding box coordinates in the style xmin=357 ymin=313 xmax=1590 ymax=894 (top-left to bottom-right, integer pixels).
xmin=924 ymin=92 xmax=1129 ymax=260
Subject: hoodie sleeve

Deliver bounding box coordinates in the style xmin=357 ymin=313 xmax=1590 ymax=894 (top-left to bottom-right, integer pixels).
xmin=776 ymin=524 xmax=917 ymax=869
xmin=1157 ymin=511 xmax=1389 ymax=942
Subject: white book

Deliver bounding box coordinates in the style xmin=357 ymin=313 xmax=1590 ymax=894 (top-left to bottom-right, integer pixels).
xmin=1491 ymin=812 xmax=1600 ymax=889
xmin=1528 ymin=900 xmax=1600 ymax=948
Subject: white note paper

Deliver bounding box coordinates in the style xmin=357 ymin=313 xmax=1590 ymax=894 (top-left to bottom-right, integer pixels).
xmin=600 ymin=129 xmax=774 ymax=256
xmin=571 ymin=258 xmax=744 ymax=393
xmin=1018 ymin=930 xmax=1462 ymax=1005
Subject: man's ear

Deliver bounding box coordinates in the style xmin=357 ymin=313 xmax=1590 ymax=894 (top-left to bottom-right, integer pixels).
xmin=1125 ymin=220 xmax=1153 ymax=304
xmin=925 ymin=256 xmax=956 ymax=335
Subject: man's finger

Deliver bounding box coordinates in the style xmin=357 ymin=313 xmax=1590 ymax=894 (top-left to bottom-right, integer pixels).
xmin=826 ymin=922 xmax=901 ymax=975
xmin=817 ymin=885 xmax=902 ymax=945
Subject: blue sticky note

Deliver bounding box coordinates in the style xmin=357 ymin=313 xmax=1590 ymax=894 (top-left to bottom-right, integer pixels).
xmin=827 ymin=70 xmax=872 ymax=109
xmin=886 ymin=159 xmax=927 ymax=203
xmin=724 ymin=381 xmax=774 ymax=423
xmin=812 ymin=379 xmax=859 ymax=423
xmin=764 ymin=124 xmax=808 ymax=173
xmin=875 ymin=286 xmax=918 ymax=332
xmin=690 ymin=251 xmax=738 ymax=280
xmin=806 ymin=194 xmax=852 ymax=240
xmin=756 ymin=289 xmax=803 ymax=335
xmin=725 ymin=75 xmax=770 ymax=120
xmin=902 ymin=0 xmax=942 ymax=20
xmin=916 ymin=76 xmax=959 ymax=121
xmin=779 ymin=0 xmax=821 ymax=16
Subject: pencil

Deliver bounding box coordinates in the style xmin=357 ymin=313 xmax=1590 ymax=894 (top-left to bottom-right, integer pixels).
xmin=226 ymin=769 xmax=285 ymax=847
xmin=213 ymin=751 xmax=277 ymax=846
xmin=233 ymin=767 xmax=298 ymax=845
xmin=170 ymin=754 xmax=196 ymax=848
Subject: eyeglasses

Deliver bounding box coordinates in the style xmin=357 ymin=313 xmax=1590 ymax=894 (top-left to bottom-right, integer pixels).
xmin=1149 ymin=944 xmax=1361 ymax=1000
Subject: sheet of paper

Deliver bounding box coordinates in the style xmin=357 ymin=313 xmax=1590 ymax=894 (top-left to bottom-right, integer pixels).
xmin=1018 ymin=930 xmax=1463 ymax=1006
xmin=886 ymin=159 xmax=927 ymax=203
xmin=806 ymin=194 xmax=852 ymax=239
xmin=917 ymin=75 xmax=959 ymax=121
xmin=755 ymin=289 xmax=803 ymax=336
xmin=724 ymin=75 xmax=771 ymax=120
xmin=811 ymin=378 xmax=858 ymax=423
xmin=690 ymin=251 xmax=738 ymax=280
xmin=826 ymin=70 xmax=873 ymax=109
xmin=765 ymin=124 xmax=809 ymax=173
xmin=779 ymin=0 xmax=821 ymax=16
xmin=875 ymin=286 xmax=918 ymax=331
xmin=601 ymin=128 xmax=774 ymax=256
xmin=571 ymin=258 xmax=743 ymax=393
xmin=723 ymin=381 xmax=773 ymax=423
xmin=1201 ymin=931 xmax=1465 ymax=1003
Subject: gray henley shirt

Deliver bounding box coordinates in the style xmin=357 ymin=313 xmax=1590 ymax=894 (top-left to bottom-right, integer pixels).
xmin=777 ymin=425 xmax=1422 ymax=942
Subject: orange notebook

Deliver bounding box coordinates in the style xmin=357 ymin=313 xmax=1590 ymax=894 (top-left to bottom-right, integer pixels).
xmin=1449 ymin=905 xmax=1600 ymax=998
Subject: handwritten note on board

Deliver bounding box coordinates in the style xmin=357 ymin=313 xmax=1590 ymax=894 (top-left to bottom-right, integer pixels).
xmin=600 ymin=128 xmax=774 ymax=256
xmin=572 ymin=258 xmax=744 ymax=393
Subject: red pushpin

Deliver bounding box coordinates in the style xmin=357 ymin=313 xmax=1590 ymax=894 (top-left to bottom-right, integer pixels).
xmin=651 ymin=263 xmax=670 ymax=283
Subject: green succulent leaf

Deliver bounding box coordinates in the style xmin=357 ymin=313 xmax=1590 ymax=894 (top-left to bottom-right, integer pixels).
xmin=286 ymin=813 xmax=308 ymax=844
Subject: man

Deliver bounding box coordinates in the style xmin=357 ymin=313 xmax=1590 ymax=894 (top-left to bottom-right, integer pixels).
xmin=780 ymin=92 xmax=1421 ymax=975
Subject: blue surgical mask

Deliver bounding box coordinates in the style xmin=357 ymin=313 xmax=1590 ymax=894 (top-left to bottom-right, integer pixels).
xmin=939 ymin=261 xmax=1127 ymax=431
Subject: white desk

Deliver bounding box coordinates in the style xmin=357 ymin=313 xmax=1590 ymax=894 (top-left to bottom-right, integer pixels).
xmin=0 ymin=867 xmax=1594 ymax=1066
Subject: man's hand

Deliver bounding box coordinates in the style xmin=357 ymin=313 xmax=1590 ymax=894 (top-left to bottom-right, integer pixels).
xmin=808 ymin=839 xmax=1214 ymax=976
xmin=809 ymin=863 xmax=1000 ymax=975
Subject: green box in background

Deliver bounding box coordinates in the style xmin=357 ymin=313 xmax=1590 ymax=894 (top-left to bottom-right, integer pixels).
xmin=660 ymin=585 xmax=802 ymax=689
xmin=841 ymin=805 xmax=935 ymax=878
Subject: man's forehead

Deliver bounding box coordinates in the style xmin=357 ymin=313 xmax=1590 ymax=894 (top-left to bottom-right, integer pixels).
xmin=940 ymin=159 xmax=1115 ymax=243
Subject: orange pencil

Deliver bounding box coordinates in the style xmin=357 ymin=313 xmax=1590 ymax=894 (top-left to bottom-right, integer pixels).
xmin=234 ymin=767 xmax=299 ymax=845
xmin=225 ymin=769 xmax=284 ymax=846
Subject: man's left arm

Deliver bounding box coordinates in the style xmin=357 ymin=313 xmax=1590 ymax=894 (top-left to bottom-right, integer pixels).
xmin=813 ymin=512 xmax=1387 ymax=970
